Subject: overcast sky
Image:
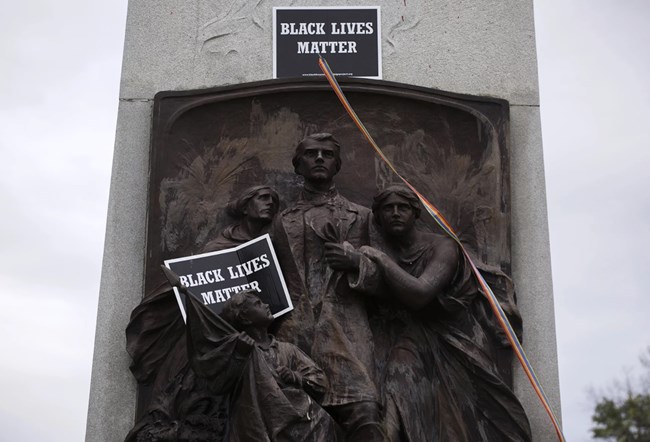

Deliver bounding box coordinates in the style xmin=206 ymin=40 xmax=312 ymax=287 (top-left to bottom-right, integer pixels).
xmin=536 ymin=0 xmax=650 ymax=439
xmin=0 ymin=1 xmax=648 ymax=441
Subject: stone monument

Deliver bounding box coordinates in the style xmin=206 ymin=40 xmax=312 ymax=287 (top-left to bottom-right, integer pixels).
xmin=87 ymin=1 xmax=561 ymax=441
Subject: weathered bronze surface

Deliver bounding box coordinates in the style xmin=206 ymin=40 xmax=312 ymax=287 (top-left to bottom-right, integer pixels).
xmin=126 ymin=187 xmax=279 ymax=441
xmin=126 ymin=78 xmax=528 ymax=441
xmin=270 ymin=133 xmax=384 ymax=440
xmin=187 ymin=289 xmax=339 ymax=441
xmin=324 ymin=185 xmax=531 ymax=440
xmin=145 ymin=78 xmax=512 ymax=293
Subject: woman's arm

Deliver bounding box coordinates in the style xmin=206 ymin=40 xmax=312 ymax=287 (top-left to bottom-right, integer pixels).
xmin=366 ymin=240 xmax=459 ymax=310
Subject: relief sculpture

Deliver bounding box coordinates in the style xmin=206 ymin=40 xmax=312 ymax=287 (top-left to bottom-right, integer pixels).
xmin=126 ymin=79 xmax=531 ymax=441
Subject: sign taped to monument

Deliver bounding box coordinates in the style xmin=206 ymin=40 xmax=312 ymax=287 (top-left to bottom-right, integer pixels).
xmin=164 ymin=234 xmax=293 ymax=321
xmin=273 ymin=6 xmax=381 ymax=79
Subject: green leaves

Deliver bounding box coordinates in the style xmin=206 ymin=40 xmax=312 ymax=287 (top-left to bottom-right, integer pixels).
xmin=591 ymin=349 xmax=650 ymax=441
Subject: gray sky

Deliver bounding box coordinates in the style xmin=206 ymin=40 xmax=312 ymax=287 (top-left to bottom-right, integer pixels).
xmin=0 ymin=1 xmax=648 ymax=441
xmin=536 ymin=1 xmax=650 ymax=439
xmin=0 ymin=1 xmax=125 ymax=440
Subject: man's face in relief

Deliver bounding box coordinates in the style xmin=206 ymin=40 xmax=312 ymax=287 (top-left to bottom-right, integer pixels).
xmin=295 ymin=139 xmax=339 ymax=184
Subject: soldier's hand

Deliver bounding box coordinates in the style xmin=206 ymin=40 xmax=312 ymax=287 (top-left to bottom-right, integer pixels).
xmin=235 ymin=332 xmax=255 ymax=355
xmin=278 ymin=366 xmax=303 ymax=387
xmin=324 ymin=241 xmax=361 ymax=270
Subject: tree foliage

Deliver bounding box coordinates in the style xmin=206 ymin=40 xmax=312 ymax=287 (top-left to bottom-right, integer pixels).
xmin=591 ymin=348 xmax=650 ymax=441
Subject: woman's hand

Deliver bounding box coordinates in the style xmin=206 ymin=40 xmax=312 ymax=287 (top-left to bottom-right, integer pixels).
xmin=324 ymin=241 xmax=361 ymax=271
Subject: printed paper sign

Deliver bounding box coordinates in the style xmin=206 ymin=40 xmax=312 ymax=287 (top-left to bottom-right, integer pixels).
xmin=164 ymin=234 xmax=293 ymax=321
xmin=273 ymin=6 xmax=382 ymax=79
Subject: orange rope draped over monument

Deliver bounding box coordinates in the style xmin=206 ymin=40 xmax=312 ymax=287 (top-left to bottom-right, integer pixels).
xmin=317 ymin=56 xmax=566 ymax=442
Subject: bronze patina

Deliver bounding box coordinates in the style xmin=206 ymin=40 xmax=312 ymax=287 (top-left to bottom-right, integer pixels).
xmin=125 ymin=78 xmax=529 ymax=441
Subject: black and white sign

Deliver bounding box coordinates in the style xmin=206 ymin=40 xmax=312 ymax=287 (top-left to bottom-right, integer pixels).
xmin=164 ymin=234 xmax=293 ymax=321
xmin=273 ymin=6 xmax=381 ymax=79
